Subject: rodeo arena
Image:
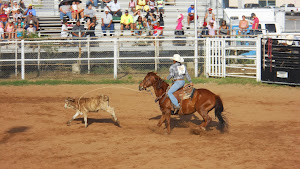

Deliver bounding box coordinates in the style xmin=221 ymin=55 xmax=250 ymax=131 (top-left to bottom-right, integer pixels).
xmin=0 ymin=0 xmax=300 ymax=168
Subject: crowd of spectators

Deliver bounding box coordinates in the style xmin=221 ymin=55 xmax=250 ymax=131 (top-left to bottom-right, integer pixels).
xmin=0 ymin=1 xmax=39 ymax=40
xmin=0 ymin=0 xmax=260 ymax=40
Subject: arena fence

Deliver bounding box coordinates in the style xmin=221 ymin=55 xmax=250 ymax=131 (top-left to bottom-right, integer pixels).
xmin=3 ymin=36 xmax=295 ymax=82
xmin=0 ymin=38 xmax=205 ymax=81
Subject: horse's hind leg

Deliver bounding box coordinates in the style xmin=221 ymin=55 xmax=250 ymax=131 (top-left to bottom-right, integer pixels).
xmin=197 ymin=109 xmax=212 ymax=131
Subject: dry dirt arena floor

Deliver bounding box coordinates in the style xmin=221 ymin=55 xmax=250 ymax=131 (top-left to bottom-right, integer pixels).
xmin=0 ymin=83 xmax=299 ymax=169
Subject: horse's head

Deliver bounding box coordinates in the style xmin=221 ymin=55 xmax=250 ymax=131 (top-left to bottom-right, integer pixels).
xmin=139 ymin=72 xmax=160 ymax=91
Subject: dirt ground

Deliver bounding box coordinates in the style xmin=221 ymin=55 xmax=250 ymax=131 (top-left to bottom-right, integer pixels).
xmin=0 ymin=83 xmax=299 ymax=169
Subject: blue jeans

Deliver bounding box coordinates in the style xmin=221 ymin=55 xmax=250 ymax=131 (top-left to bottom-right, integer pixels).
xmin=86 ymin=0 xmax=99 ymax=7
xmin=168 ymin=80 xmax=185 ymax=107
xmin=60 ymin=12 xmax=72 ymax=20
xmin=101 ymin=23 xmax=114 ymax=34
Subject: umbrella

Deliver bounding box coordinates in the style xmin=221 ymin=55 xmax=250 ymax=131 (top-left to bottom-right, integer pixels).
xmin=59 ymin=0 xmax=74 ymax=6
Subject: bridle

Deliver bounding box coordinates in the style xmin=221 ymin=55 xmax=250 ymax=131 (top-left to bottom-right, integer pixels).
xmin=142 ymin=76 xmax=167 ymax=103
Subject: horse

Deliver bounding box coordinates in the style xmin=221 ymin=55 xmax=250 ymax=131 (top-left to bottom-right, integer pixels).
xmin=139 ymin=72 xmax=227 ymax=134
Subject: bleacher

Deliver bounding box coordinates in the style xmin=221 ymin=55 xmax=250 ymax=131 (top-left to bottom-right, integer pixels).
xmin=28 ymin=0 xmax=224 ymax=38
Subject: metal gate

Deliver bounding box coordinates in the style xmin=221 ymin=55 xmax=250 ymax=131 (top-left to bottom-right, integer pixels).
xmin=206 ymin=37 xmax=261 ymax=81
xmin=205 ymin=38 xmax=225 ymax=77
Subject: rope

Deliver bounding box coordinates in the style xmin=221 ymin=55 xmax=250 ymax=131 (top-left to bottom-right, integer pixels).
xmin=267 ymin=38 xmax=273 ymax=72
xmin=76 ymin=86 xmax=154 ymax=110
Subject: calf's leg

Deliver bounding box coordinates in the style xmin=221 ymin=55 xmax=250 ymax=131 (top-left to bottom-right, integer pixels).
xmin=67 ymin=110 xmax=81 ymax=126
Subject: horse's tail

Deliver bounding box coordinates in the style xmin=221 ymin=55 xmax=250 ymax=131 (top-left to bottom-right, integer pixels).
xmin=215 ymin=95 xmax=227 ymax=133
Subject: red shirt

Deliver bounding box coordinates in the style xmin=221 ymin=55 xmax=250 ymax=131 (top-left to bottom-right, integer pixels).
xmin=153 ymin=25 xmax=163 ymax=35
xmin=252 ymin=17 xmax=259 ymax=30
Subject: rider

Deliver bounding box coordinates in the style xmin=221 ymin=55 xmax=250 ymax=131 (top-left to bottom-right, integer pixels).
xmin=165 ymin=54 xmax=193 ymax=114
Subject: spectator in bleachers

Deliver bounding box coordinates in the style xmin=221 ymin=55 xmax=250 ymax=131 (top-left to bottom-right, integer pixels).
xmin=128 ymin=0 xmax=136 ymax=12
xmin=207 ymin=20 xmax=216 ymax=37
xmin=71 ymin=1 xmax=79 ymax=21
xmin=134 ymin=16 xmax=145 ymax=35
xmin=2 ymin=3 xmax=11 ymax=15
xmin=11 ymin=1 xmax=19 ymax=18
xmin=106 ymin=0 xmax=122 ymax=17
xmin=0 ymin=20 xmax=4 ymax=39
xmin=175 ymin=14 xmax=184 ymax=35
xmin=24 ymin=4 xmax=36 ymax=16
xmin=187 ymin=4 xmax=195 ymax=28
xmin=101 ymin=8 xmax=114 ymax=36
xmin=133 ymin=9 xmax=142 ymax=22
xmin=153 ymin=21 xmax=163 ymax=37
xmin=146 ymin=18 xmax=152 ymax=35
xmin=218 ymin=20 xmax=229 ymax=37
xmin=19 ymin=0 xmax=26 ymax=12
xmin=0 ymin=10 xmax=8 ymax=27
xmin=250 ymin=13 xmax=259 ymax=35
xmin=72 ymin=20 xmax=85 ymax=37
xmin=120 ymin=10 xmax=133 ymax=36
xmin=15 ymin=17 xmax=24 ymax=28
xmin=148 ymin=0 xmax=156 ymax=13
xmin=76 ymin=1 xmax=84 ymax=21
xmin=199 ymin=22 xmax=209 ymax=38
xmin=61 ymin=19 xmax=69 ymax=38
xmin=84 ymin=4 xmax=96 ymax=25
xmin=136 ymin=0 xmax=148 ymax=12
xmin=101 ymin=0 xmax=111 ymax=9
xmin=15 ymin=22 xmax=24 ymax=38
xmin=26 ymin=23 xmax=36 ymax=35
xmin=86 ymin=16 xmax=97 ymax=37
xmin=156 ymin=0 xmax=164 ymax=14
xmin=59 ymin=2 xmax=72 ymax=22
xmin=204 ymin=8 xmax=215 ymax=23
xmin=24 ymin=12 xmax=39 ymax=30
xmin=158 ymin=11 xmax=164 ymax=26
xmin=145 ymin=10 xmax=156 ymax=24
xmin=0 ymin=0 xmax=2 ymax=8
xmin=5 ymin=20 xmax=15 ymax=39
xmin=86 ymin=0 xmax=99 ymax=8
xmin=13 ymin=9 xmax=23 ymax=22
xmin=239 ymin=15 xmax=249 ymax=36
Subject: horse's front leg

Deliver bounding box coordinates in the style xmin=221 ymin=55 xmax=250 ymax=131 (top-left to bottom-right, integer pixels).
xmin=165 ymin=110 xmax=171 ymax=134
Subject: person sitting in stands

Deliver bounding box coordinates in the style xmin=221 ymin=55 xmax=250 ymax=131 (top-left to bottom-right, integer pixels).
xmin=76 ymin=1 xmax=84 ymax=21
xmin=2 ymin=3 xmax=10 ymax=15
xmin=0 ymin=21 xmax=4 ymax=39
xmin=156 ymin=0 xmax=164 ymax=14
xmin=24 ymin=4 xmax=36 ymax=16
xmin=13 ymin=9 xmax=23 ymax=22
xmin=15 ymin=22 xmax=24 ymax=39
xmin=71 ymin=1 xmax=79 ymax=21
xmin=120 ymin=10 xmax=133 ymax=36
xmin=27 ymin=23 xmax=36 ymax=35
xmin=11 ymin=0 xmax=20 ymax=18
xmin=86 ymin=16 xmax=97 ymax=37
xmin=84 ymin=4 xmax=96 ymax=26
xmin=219 ymin=20 xmax=229 ymax=37
xmin=24 ymin=12 xmax=39 ymax=30
xmin=106 ymin=0 xmax=122 ymax=17
xmin=207 ymin=20 xmax=216 ymax=37
xmin=72 ymin=20 xmax=85 ymax=37
xmin=134 ymin=16 xmax=145 ymax=35
xmin=101 ymin=0 xmax=111 ymax=9
xmin=136 ymin=0 xmax=148 ymax=12
xmin=59 ymin=2 xmax=72 ymax=22
xmin=5 ymin=20 xmax=15 ymax=39
xmin=199 ymin=22 xmax=208 ymax=38
xmin=0 ymin=10 xmax=8 ymax=27
xmin=61 ymin=19 xmax=69 ymax=38
xmin=128 ymin=0 xmax=136 ymax=12
xmin=101 ymin=8 xmax=114 ymax=36
xmin=15 ymin=17 xmax=24 ymax=28
xmin=187 ymin=4 xmax=196 ymax=28
xmin=153 ymin=21 xmax=163 ymax=37
xmin=204 ymin=8 xmax=215 ymax=24
xmin=86 ymin=0 xmax=99 ymax=8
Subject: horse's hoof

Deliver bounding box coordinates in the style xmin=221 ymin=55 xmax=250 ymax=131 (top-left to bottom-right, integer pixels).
xmin=200 ymin=126 xmax=206 ymax=131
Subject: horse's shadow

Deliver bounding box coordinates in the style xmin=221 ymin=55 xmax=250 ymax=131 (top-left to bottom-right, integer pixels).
xmin=74 ymin=118 xmax=121 ymax=127
xmin=149 ymin=114 xmax=221 ymax=131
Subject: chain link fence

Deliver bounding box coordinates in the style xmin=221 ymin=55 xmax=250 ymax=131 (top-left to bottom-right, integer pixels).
xmin=0 ymin=38 xmax=206 ymax=81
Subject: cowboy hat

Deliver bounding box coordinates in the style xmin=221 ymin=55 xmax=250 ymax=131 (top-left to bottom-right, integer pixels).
xmin=172 ymin=54 xmax=184 ymax=63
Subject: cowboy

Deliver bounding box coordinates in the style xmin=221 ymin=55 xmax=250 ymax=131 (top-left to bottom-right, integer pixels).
xmin=165 ymin=54 xmax=193 ymax=114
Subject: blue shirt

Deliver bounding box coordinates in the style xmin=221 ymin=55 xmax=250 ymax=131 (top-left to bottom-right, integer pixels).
xmin=25 ymin=9 xmax=36 ymax=16
xmin=188 ymin=7 xmax=194 ymax=15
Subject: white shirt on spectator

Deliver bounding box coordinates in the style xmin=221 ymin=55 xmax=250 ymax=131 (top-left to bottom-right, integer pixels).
xmin=61 ymin=24 xmax=68 ymax=37
xmin=60 ymin=5 xmax=71 ymax=13
xmin=107 ymin=2 xmax=120 ymax=11
xmin=102 ymin=13 xmax=112 ymax=24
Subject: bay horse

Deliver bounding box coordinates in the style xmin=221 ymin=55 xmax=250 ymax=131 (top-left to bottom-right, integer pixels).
xmin=139 ymin=72 xmax=227 ymax=134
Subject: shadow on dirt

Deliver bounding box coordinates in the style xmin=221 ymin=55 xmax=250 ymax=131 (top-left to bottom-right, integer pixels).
xmin=74 ymin=118 xmax=121 ymax=127
xmin=0 ymin=126 xmax=30 ymax=144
